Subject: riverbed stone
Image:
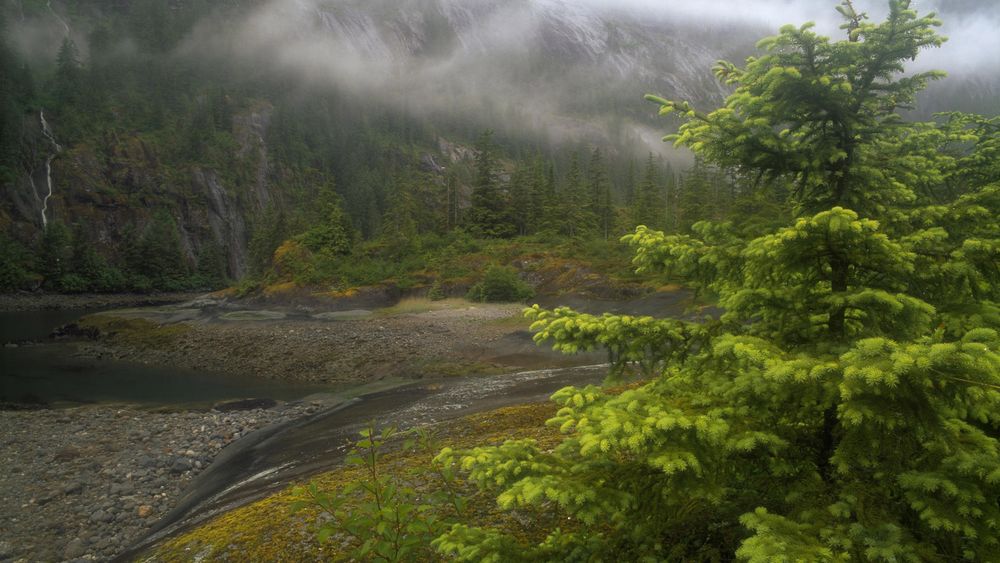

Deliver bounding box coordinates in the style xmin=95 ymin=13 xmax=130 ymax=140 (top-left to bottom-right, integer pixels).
xmin=0 ymin=400 xmax=321 ymax=561
xmin=63 ymin=538 xmax=87 ymax=559
xmin=63 ymin=481 xmax=84 ymax=495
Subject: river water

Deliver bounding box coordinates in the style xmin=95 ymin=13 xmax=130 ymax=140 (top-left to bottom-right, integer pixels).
xmin=0 ymin=309 xmax=333 ymax=407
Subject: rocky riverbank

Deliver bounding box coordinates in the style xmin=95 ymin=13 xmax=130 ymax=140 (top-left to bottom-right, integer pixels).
xmin=0 ymin=401 xmax=324 ymax=561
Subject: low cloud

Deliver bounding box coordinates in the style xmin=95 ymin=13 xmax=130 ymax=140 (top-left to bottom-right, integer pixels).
xmin=581 ymin=0 xmax=1000 ymax=75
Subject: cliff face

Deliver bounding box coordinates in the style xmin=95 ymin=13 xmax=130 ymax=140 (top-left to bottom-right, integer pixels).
xmin=3 ymin=105 xmax=277 ymax=280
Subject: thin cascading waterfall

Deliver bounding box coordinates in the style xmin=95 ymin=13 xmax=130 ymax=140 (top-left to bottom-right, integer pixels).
xmin=39 ymin=110 xmax=62 ymax=229
xmin=46 ymin=0 xmax=70 ymax=36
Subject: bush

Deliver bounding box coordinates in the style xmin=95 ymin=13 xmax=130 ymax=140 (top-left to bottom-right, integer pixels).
xmin=466 ymin=265 xmax=534 ymax=303
xmin=0 ymin=234 xmax=36 ymax=291
xmin=57 ymin=273 xmax=89 ymax=293
xmin=428 ymin=279 xmax=446 ymax=301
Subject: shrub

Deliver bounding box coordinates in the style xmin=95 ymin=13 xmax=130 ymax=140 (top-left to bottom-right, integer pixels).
xmin=428 ymin=279 xmax=446 ymax=301
xmin=466 ymin=265 xmax=534 ymax=303
xmin=291 ymin=425 xmax=466 ymax=562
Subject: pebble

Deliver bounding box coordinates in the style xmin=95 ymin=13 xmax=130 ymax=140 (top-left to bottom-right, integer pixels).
xmin=0 ymin=401 xmax=322 ymax=561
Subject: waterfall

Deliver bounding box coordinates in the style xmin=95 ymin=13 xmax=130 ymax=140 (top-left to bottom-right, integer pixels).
xmin=39 ymin=110 xmax=61 ymax=230
xmin=46 ymin=0 xmax=70 ymax=36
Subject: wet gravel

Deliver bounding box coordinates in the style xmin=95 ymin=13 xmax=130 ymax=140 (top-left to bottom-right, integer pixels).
xmin=0 ymin=402 xmax=324 ymax=561
xmin=75 ymin=304 xmax=530 ymax=383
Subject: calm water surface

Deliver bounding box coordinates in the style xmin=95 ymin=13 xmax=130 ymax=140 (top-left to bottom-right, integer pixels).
xmin=0 ymin=309 xmax=333 ymax=407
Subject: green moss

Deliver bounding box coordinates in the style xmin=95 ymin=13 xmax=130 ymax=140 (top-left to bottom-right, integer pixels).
xmin=78 ymin=314 xmax=190 ymax=348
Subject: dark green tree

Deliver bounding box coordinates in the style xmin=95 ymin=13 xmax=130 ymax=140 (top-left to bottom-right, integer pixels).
xmin=131 ymin=212 xmax=188 ymax=290
xmin=298 ymin=180 xmax=354 ymax=256
xmin=38 ymin=221 xmax=72 ymax=286
xmin=631 ymin=152 xmax=665 ymax=230
xmin=507 ymin=165 xmax=532 ymax=237
xmin=467 ymin=130 xmax=513 ymax=238
xmin=587 ymin=148 xmax=614 ymax=239
xmin=434 ymin=3 xmax=1000 ymax=561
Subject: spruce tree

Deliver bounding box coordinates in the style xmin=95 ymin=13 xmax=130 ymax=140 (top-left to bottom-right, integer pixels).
xmin=467 ymin=130 xmax=513 ymax=238
xmin=587 ymin=148 xmax=614 ymax=240
xmin=559 ymin=151 xmax=594 ymax=238
xmin=631 ymin=152 xmax=666 ymax=230
xmin=433 ymin=2 xmax=1000 ymax=560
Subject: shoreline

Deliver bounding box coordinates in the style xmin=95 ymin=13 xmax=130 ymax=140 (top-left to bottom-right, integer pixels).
xmin=0 ymin=292 xmax=205 ymax=313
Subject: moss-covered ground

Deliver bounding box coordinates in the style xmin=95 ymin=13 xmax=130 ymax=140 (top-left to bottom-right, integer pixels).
xmin=144 ymin=401 xmax=566 ymax=562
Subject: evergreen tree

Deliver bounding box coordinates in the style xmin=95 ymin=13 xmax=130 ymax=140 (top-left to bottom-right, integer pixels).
xmin=0 ymin=15 xmax=35 ymax=184
xmin=587 ymin=148 xmax=614 ymax=239
xmin=467 ymin=130 xmax=513 ymax=238
xmin=623 ymin=157 xmax=637 ymax=206
xmin=378 ymin=175 xmax=420 ymax=257
xmin=631 ymin=152 xmax=665 ymax=230
xmin=676 ymin=157 xmax=731 ymax=230
xmin=507 ymin=165 xmax=532 ymax=237
xmin=298 ymin=180 xmax=354 ymax=256
xmin=434 ymin=3 xmax=1000 ymax=560
xmin=526 ymin=156 xmax=548 ymax=235
xmin=0 ymin=233 xmax=35 ymax=290
xmin=195 ymin=237 xmax=227 ymax=287
xmin=38 ymin=221 xmax=72 ymax=288
xmin=132 ymin=212 xmax=188 ymax=290
xmin=248 ymin=207 xmax=290 ymax=276
xmin=54 ymin=38 xmax=82 ymax=102
xmin=559 ymin=151 xmax=593 ymax=238
xmin=539 ymin=161 xmax=559 ymax=233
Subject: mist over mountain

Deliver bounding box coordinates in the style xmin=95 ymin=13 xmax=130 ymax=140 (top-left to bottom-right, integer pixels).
xmin=178 ymin=0 xmax=1000 ymax=144
xmin=0 ymin=0 xmax=997 ymax=286
xmin=8 ymin=0 xmax=997 ymax=151
xmin=172 ymin=0 xmax=763 ymax=156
